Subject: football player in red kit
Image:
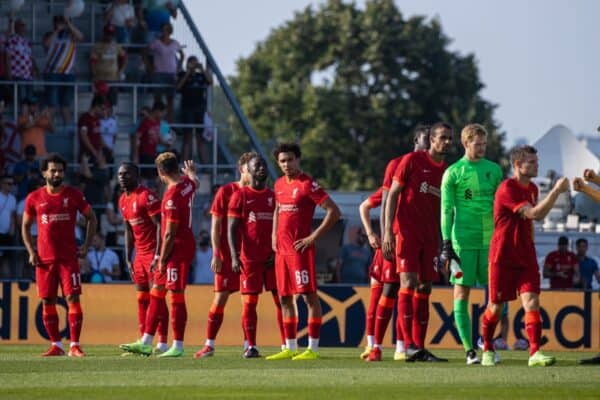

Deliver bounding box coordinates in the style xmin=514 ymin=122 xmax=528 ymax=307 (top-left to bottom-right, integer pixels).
xmin=22 ymin=153 xmax=97 ymax=357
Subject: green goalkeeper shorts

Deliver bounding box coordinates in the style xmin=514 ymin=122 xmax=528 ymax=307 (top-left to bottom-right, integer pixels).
xmin=450 ymin=248 xmax=489 ymax=287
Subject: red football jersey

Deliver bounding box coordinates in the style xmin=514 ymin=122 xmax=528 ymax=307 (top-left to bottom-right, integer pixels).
xmin=274 ymin=172 xmax=329 ymax=255
xmin=161 ymin=176 xmax=196 ymax=261
xmin=119 ymin=185 xmax=161 ymax=255
xmin=544 ymin=250 xmax=577 ymax=289
xmin=489 ymin=178 xmax=539 ymax=267
xmin=24 ymin=186 xmax=91 ymax=263
xmin=392 ymin=150 xmax=446 ymax=241
xmin=210 ymin=181 xmax=241 ymax=259
xmin=368 ymin=187 xmax=383 ymax=208
xmin=382 ymin=156 xmax=402 ymax=191
xmin=228 ymin=186 xmax=275 ymax=263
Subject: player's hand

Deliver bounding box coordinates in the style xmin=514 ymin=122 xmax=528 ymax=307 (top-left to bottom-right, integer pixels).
xmin=271 ymin=235 xmax=277 ymax=253
xmin=158 ymin=258 xmax=167 ymax=275
xmin=28 ymin=252 xmax=40 ymax=266
xmin=583 ymin=169 xmax=597 ymax=181
xmin=573 ymin=177 xmax=586 ymax=192
xmin=211 ymin=256 xmax=222 ymax=273
xmin=382 ymin=232 xmax=395 ymax=261
xmin=553 ymin=177 xmax=570 ymax=194
xmin=439 ymin=240 xmax=461 ymax=268
xmin=231 ymin=258 xmax=242 ymax=274
xmin=293 ymin=235 xmax=315 ymax=253
xmin=181 ymin=160 xmax=196 ymax=177
xmin=77 ymin=246 xmax=89 ymax=258
xmin=149 ymin=257 xmax=158 ymax=273
xmin=367 ymin=232 xmax=381 ymax=249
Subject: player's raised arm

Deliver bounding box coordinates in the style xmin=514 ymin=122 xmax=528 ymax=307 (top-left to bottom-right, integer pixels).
xmin=181 ymin=160 xmax=200 ymax=188
xmin=519 ymin=177 xmax=569 ymax=221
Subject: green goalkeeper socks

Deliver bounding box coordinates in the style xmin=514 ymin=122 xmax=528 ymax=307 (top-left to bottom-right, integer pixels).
xmin=454 ymin=298 xmax=473 ymax=351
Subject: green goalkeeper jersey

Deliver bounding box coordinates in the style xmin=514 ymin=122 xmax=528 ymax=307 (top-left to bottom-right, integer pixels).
xmin=441 ymin=156 xmax=503 ymax=250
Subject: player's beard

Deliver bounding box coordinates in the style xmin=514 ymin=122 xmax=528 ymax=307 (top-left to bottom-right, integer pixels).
xmin=47 ymin=177 xmax=63 ymax=188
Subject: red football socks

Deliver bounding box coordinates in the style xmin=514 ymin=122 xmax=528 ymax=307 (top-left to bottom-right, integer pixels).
xmin=271 ymin=292 xmax=285 ymax=346
xmin=42 ymin=303 xmax=60 ymax=342
xmin=525 ymin=310 xmax=542 ymax=355
xmin=206 ymin=303 xmax=225 ymax=340
xmin=144 ymin=288 xmax=167 ymax=336
xmin=67 ymin=302 xmax=83 ymax=343
xmin=367 ymin=283 xmax=383 ymax=337
xmin=374 ymin=295 xmax=395 ymax=345
xmin=170 ymin=292 xmax=187 ymax=341
xmin=283 ymin=316 xmax=298 ymax=340
xmin=482 ymin=307 xmax=500 ymax=352
xmin=412 ymin=292 xmax=430 ymax=349
xmin=242 ymin=295 xmax=259 ymax=346
xmin=398 ymin=288 xmax=414 ymax=347
xmin=137 ymin=291 xmax=150 ymax=337
xmin=157 ymin=297 xmax=169 ymax=343
xmin=308 ymin=317 xmax=322 ymax=340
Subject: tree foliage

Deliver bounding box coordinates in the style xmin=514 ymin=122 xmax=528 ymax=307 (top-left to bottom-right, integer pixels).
xmin=229 ymin=0 xmax=506 ymax=189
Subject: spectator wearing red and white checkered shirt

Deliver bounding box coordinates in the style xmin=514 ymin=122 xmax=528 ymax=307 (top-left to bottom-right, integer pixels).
xmin=6 ymin=19 xmax=37 ymax=102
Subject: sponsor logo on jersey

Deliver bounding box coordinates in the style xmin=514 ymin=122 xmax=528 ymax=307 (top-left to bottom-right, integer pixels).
xmin=166 ymin=199 xmax=176 ymax=210
xmin=40 ymin=213 xmax=71 ymax=224
xmin=464 ymin=188 xmax=473 ymax=200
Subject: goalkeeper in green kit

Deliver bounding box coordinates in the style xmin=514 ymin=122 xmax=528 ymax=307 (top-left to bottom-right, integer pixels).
xmin=440 ymin=124 xmax=503 ymax=364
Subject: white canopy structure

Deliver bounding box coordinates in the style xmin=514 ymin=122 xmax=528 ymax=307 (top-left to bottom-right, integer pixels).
xmin=533 ymin=124 xmax=600 ymax=181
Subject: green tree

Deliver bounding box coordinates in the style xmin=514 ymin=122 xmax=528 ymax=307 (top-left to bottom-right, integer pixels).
xmin=229 ymin=0 xmax=506 ymax=189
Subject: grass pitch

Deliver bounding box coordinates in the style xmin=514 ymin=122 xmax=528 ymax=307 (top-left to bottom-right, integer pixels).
xmin=0 ymin=345 xmax=598 ymax=399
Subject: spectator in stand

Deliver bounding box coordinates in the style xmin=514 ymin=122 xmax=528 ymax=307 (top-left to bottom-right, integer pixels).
xmin=543 ymin=236 xmax=580 ymax=289
xmin=130 ymin=105 xmax=150 ymax=163
xmin=105 ymin=0 xmax=136 ymax=44
xmin=156 ymin=117 xmax=175 ymax=154
xmin=99 ymin=101 xmax=118 ymax=168
xmin=192 ymin=229 xmax=213 ymax=284
xmin=177 ymin=55 xmax=213 ymax=163
xmin=5 ymin=19 xmax=37 ymax=102
xmin=575 ymin=238 xmax=600 ymax=290
xmin=335 ymin=226 xmax=372 ymax=283
xmin=137 ymin=0 xmax=178 ymax=42
xmin=13 ymin=145 xmax=41 ymax=200
xmin=0 ymin=29 xmax=8 ymax=104
xmin=0 ymin=100 xmax=21 ymax=173
xmin=133 ymin=101 xmax=165 ymax=174
xmin=79 ymin=152 xmax=110 ymax=223
xmin=43 ymin=15 xmax=83 ymax=125
xmin=78 ymin=95 xmax=105 ymax=165
xmin=17 ymin=98 xmax=53 ymax=157
xmin=86 ymin=232 xmax=121 ymax=283
xmin=147 ymin=22 xmax=183 ymax=122
xmin=90 ymin=24 xmax=127 ymax=107
xmin=0 ymin=175 xmax=17 ymax=278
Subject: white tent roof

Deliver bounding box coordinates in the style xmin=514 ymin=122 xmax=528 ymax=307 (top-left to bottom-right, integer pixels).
xmin=533 ymin=124 xmax=600 ymax=181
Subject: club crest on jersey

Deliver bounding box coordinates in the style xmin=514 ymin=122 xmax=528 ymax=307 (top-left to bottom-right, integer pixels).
xmin=267 ymin=197 xmax=273 ymax=207
xmin=133 ymin=201 xmax=137 ymax=212
xmin=292 ymin=188 xmax=298 ymax=198
xmin=63 ymin=198 xmax=69 ymax=208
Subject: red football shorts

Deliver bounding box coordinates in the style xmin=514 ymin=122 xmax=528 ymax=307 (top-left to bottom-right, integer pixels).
xmin=152 ymin=260 xmax=190 ymax=291
xmin=36 ymin=260 xmax=82 ymax=298
xmin=395 ymin=233 xmax=438 ymax=282
xmin=488 ymin=261 xmax=540 ymax=303
xmin=381 ymin=257 xmax=399 ymax=283
xmin=369 ymin=249 xmax=384 ymax=283
xmin=132 ymin=252 xmax=155 ymax=286
xmin=213 ymin=255 xmax=240 ymax=293
xmin=240 ymin=260 xmax=277 ymax=294
xmin=275 ymin=248 xmax=317 ymax=296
